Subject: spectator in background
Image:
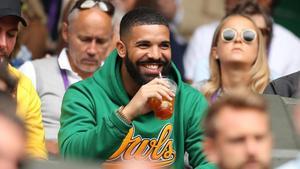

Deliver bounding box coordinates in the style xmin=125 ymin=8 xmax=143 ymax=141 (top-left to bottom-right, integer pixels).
xmin=226 ymin=0 xmax=274 ymax=14
xmin=228 ymin=0 xmax=273 ymax=52
xmin=177 ymin=0 xmax=225 ymax=39
xmin=10 ymin=0 xmax=49 ymax=68
xmin=264 ymin=71 xmax=300 ymax=98
xmin=203 ymin=89 xmax=272 ymax=169
xmin=157 ymin=0 xmax=187 ymax=79
xmin=0 ymin=0 xmax=47 ymax=159
xmin=108 ymin=0 xmax=137 ymax=55
xmin=55 ymin=0 xmax=76 ymax=54
xmin=199 ymin=14 xmax=269 ymax=103
xmin=19 ymin=0 xmax=114 ymax=157
xmin=0 ymin=93 xmax=26 ymax=169
xmin=184 ymin=0 xmax=300 ymax=83
xmin=111 ymin=0 xmax=136 ymax=13
xmin=0 ymin=63 xmax=26 ymax=169
xmin=277 ymin=98 xmax=300 ymax=168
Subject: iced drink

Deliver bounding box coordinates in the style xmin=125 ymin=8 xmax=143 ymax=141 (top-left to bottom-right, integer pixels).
xmin=148 ymin=78 xmax=177 ymax=120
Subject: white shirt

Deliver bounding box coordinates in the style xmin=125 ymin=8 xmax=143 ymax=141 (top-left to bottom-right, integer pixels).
xmin=19 ymin=48 xmax=82 ymax=89
xmin=183 ymin=21 xmax=300 ymax=82
xmin=277 ymin=153 xmax=300 ymax=169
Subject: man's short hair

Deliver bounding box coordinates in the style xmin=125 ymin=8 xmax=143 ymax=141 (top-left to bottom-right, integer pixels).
xmin=66 ymin=0 xmax=114 ymax=24
xmin=119 ymin=7 xmax=169 ymax=40
xmin=204 ymin=89 xmax=268 ymax=138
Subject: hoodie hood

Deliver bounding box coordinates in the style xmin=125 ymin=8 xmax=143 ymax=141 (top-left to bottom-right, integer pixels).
xmin=92 ymin=49 xmax=183 ymax=106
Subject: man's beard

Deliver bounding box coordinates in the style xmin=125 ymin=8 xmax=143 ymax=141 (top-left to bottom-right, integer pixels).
xmin=124 ymin=54 xmax=172 ymax=85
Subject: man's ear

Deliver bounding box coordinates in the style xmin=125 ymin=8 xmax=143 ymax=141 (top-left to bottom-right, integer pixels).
xmin=203 ymin=138 xmax=219 ymax=164
xmin=62 ymin=22 xmax=69 ymax=43
xmin=116 ymin=40 xmax=126 ymax=58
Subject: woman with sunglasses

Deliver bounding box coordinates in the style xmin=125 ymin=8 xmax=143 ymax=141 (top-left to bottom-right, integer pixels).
xmin=199 ymin=14 xmax=269 ymax=103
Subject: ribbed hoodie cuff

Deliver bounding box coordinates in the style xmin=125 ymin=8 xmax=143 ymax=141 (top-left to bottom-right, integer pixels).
xmin=109 ymin=109 xmax=132 ymax=135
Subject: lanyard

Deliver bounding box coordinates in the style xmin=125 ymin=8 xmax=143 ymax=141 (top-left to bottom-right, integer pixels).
xmin=210 ymin=88 xmax=222 ymax=103
xmin=60 ymin=68 xmax=70 ymax=90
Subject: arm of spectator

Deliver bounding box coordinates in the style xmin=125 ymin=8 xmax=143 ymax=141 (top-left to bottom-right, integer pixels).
xmin=16 ymin=75 xmax=47 ymax=159
xmin=184 ymin=92 xmax=215 ymax=169
xmin=58 ymin=85 xmax=132 ymax=160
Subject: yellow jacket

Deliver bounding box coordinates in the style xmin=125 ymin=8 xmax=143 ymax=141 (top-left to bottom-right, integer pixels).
xmin=9 ymin=65 xmax=47 ymax=159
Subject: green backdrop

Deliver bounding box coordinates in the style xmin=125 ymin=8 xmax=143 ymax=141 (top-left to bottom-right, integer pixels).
xmin=273 ymin=0 xmax=300 ymax=38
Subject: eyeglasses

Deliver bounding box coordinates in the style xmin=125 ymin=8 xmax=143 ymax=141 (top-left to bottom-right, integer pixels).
xmin=70 ymin=0 xmax=115 ymax=16
xmin=221 ymin=28 xmax=257 ymax=43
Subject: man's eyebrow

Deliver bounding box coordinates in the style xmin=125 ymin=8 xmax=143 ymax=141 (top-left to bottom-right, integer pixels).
xmin=161 ymin=40 xmax=170 ymax=44
xmin=135 ymin=40 xmax=150 ymax=45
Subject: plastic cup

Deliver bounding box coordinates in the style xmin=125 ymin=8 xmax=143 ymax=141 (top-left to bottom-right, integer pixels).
xmin=148 ymin=77 xmax=177 ymax=120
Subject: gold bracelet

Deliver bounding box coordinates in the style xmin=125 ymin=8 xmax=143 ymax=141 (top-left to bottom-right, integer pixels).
xmin=116 ymin=106 xmax=131 ymax=124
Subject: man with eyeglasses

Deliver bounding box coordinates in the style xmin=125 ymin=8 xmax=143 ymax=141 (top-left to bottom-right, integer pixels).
xmin=59 ymin=7 xmax=214 ymax=169
xmin=0 ymin=0 xmax=47 ymax=159
xmin=19 ymin=0 xmax=114 ymax=157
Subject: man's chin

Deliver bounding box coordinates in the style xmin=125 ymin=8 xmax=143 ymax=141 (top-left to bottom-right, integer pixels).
xmin=80 ymin=66 xmax=98 ymax=73
xmin=239 ymin=162 xmax=269 ymax=169
xmin=134 ymin=75 xmax=157 ymax=85
xmin=143 ymin=74 xmax=159 ymax=81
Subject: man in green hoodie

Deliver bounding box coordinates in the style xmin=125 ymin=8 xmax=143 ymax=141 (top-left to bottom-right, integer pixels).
xmin=59 ymin=7 xmax=213 ymax=169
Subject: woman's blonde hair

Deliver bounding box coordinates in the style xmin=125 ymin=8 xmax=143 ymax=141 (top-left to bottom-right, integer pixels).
xmin=202 ymin=14 xmax=270 ymax=101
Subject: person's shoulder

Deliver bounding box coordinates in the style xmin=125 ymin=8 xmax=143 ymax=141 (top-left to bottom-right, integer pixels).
xmin=19 ymin=60 xmax=33 ymax=70
xmin=273 ymin=23 xmax=300 ymax=42
xmin=32 ymin=55 xmax=57 ymax=65
xmin=9 ymin=65 xmax=31 ymax=85
xmin=9 ymin=65 xmax=36 ymax=97
xmin=66 ymin=76 xmax=96 ymax=93
xmin=62 ymin=77 xmax=99 ymax=105
xmin=272 ymin=71 xmax=300 ymax=85
xmin=265 ymin=71 xmax=300 ymax=97
xmin=179 ymin=82 xmax=209 ymax=117
xmin=18 ymin=61 xmax=35 ymax=76
xmin=180 ymin=82 xmax=206 ymax=100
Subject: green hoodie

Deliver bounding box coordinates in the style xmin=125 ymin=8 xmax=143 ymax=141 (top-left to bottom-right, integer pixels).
xmin=59 ymin=50 xmax=214 ymax=169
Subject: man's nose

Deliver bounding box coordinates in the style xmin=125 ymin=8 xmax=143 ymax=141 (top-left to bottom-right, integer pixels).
xmin=0 ymin=33 xmax=8 ymax=50
xmin=148 ymin=46 xmax=161 ymax=59
xmin=245 ymin=138 xmax=259 ymax=155
xmin=87 ymin=40 xmax=97 ymax=56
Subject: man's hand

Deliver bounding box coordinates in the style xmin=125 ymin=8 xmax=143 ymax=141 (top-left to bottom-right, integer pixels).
xmin=121 ymin=78 xmax=175 ymax=122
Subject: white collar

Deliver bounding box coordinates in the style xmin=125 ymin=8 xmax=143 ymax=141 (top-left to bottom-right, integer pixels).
xmin=58 ymin=48 xmax=73 ymax=72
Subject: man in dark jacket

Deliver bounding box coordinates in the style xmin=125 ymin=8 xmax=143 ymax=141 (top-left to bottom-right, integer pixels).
xmin=264 ymin=71 xmax=300 ymax=98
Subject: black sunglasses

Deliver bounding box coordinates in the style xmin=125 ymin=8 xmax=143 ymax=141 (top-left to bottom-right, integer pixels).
xmin=221 ymin=28 xmax=257 ymax=43
xmin=70 ymin=0 xmax=115 ymax=16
